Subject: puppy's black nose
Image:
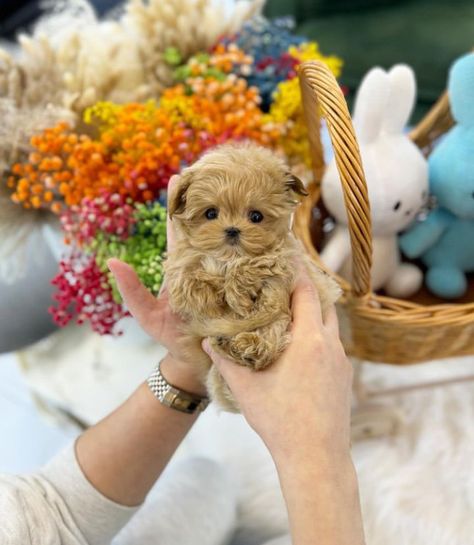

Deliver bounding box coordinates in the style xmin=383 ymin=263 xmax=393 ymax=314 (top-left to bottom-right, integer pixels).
xmin=225 ymin=227 xmax=240 ymax=239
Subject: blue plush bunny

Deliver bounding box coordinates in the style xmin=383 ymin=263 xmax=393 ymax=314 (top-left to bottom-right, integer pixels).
xmin=399 ymin=53 xmax=474 ymax=298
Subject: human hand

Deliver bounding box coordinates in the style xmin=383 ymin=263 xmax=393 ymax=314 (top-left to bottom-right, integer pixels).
xmin=108 ymin=176 xmax=207 ymax=395
xmin=202 ymin=267 xmax=353 ymax=460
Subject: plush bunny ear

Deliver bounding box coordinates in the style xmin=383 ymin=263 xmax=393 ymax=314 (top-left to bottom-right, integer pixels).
xmin=449 ymin=53 xmax=474 ymax=127
xmin=352 ymin=67 xmax=390 ymax=144
xmin=167 ymin=173 xmax=192 ymax=218
xmin=382 ymin=64 xmax=416 ymax=134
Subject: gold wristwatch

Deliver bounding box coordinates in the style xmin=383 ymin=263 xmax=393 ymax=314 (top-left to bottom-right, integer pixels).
xmin=147 ymin=360 xmax=209 ymax=414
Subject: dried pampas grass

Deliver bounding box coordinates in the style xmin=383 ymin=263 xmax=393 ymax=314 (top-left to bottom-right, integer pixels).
xmin=0 ymin=2 xmax=149 ymax=114
xmin=124 ymin=0 xmax=265 ymax=93
xmin=55 ymin=22 xmax=151 ymax=112
xmin=0 ymin=36 xmax=64 ymax=109
xmin=0 ymin=0 xmax=264 ymax=114
xmin=33 ymin=0 xmax=151 ymax=111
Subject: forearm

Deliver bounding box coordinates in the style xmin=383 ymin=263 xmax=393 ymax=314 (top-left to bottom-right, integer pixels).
xmin=76 ymin=352 xmax=206 ymax=507
xmin=272 ymin=440 xmax=365 ymax=545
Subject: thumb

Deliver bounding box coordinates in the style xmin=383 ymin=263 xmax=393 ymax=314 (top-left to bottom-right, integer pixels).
xmin=201 ymin=338 xmax=226 ymax=366
xmin=202 ymin=338 xmax=253 ymax=387
xmin=107 ymin=258 xmax=161 ymax=326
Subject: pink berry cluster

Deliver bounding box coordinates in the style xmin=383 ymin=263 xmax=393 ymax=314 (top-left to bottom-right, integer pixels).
xmin=61 ymin=191 xmax=137 ymax=247
xmin=50 ymin=253 xmax=129 ymax=335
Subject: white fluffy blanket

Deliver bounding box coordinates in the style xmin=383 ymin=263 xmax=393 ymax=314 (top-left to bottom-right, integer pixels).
xmin=18 ymin=325 xmax=474 ymax=544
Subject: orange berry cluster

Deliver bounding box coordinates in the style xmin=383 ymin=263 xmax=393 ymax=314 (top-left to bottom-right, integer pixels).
xmin=8 ymin=124 xmax=77 ymax=212
xmin=8 ymin=51 xmax=283 ymax=213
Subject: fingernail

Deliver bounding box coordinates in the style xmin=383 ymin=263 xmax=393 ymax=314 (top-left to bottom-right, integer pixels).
xmin=202 ymin=339 xmax=210 ymax=354
xmin=158 ymin=280 xmax=167 ymax=297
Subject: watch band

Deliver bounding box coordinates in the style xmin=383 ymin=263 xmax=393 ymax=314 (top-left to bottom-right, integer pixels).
xmin=147 ymin=360 xmax=210 ymax=414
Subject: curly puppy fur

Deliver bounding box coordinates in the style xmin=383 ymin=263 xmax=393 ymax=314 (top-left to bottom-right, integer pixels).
xmin=165 ymin=142 xmax=341 ymax=412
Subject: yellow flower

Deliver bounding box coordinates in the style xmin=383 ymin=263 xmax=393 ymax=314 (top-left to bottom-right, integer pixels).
xmin=84 ymin=102 xmax=120 ymax=127
xmin=266 ymin=78 xmax=302 ymax=123
xmin=262 ymin=42 xmax=342 ymax=167
xmin=288 ymin=42 xmax=343 ymax=78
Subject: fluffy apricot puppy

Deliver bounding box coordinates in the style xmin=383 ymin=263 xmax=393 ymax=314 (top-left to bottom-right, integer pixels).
xmin=165 ymin=142 xmax=341 ymax=411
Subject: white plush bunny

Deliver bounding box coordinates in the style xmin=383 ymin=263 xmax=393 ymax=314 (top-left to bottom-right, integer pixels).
xmin=321 ymin=65 xmax=428 ymax=298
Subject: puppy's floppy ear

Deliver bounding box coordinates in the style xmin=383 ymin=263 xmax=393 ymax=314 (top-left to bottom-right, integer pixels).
xmin=285 ymin=173 xmax=308 ymax=197
xmin=168 ymin=173 xmax=192 ymax=218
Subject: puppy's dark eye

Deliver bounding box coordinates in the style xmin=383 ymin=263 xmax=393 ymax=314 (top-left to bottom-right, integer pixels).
xmin=248 ymin=210 xmax=264 ymax=223
xmin=205 ymin=208 xmax=218 ymax=220
xmin=393 ymin=201 xmax=401 ymax=211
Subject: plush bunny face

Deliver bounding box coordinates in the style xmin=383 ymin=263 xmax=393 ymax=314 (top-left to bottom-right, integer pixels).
xmin=361 ymin=136 xmax=427 ymax=234
xmin=322 ymin=64 xmax=428 ymax=237
xmin=323 ymin=137 xmax=428 ymax=236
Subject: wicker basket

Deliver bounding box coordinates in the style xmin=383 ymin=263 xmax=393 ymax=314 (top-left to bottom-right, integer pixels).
xmin=294 ymin=61 xmax=474 ymax=364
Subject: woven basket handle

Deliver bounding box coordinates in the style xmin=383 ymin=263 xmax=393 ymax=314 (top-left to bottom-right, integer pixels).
xmin=298 ymin=61 xmax=373 ymax=298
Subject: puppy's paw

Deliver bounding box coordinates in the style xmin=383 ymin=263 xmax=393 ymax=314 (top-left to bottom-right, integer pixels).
xmin=180 ymin=273 xmax=225 ymax=318
xmin=208 ymin=335 xmax=230 ymax=358
xmin=223 ymin=261 xmax=266 ymax=316
xmin=209 ymin=333 xmax=270 ymax=368
xmin=228 ymin=332 xmax=274 ymax=370
xmin=224 ymin=284 xmax=260 ymax=316
xmin=208 ymin=318 xmax=291 ymax=371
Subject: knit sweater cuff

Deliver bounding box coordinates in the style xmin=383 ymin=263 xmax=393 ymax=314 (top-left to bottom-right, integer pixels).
xmin=40 ymin=441 xmax=140 ymax=545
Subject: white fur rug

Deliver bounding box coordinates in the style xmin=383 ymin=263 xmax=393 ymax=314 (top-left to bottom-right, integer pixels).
xmin=173 ymin=355 xmax=474 ymax=545
xmin=19 ymin=326 xmax=474 ymax=544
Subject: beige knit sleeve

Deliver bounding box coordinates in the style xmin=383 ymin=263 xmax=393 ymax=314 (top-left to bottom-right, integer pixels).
xmin=0 ymin=443 xmax=139 ymax=545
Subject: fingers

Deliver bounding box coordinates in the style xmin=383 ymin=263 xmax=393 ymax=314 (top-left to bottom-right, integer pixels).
xmin=158 ymin=175 xmax=180 ymax=296
xmin=166 ymin=176 xmax=179 ymax=253
xmin=202 ymin=338 xmax=252 ymax=389
xmin=323 ymin=304 xmax=340 ymax=336
xmin=290 ymin=269 xmax=324 ymax=335
xmin=107 ymin=258 xmax=161 ymax=325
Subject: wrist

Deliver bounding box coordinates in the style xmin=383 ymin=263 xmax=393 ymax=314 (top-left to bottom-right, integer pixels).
xmin=274 ymin=441 xmax=357 ymax=497
xmin=159 ymin=353 xmax=208 ymax=398
xmin=265 ymin=422 xmax=352 ymax=473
